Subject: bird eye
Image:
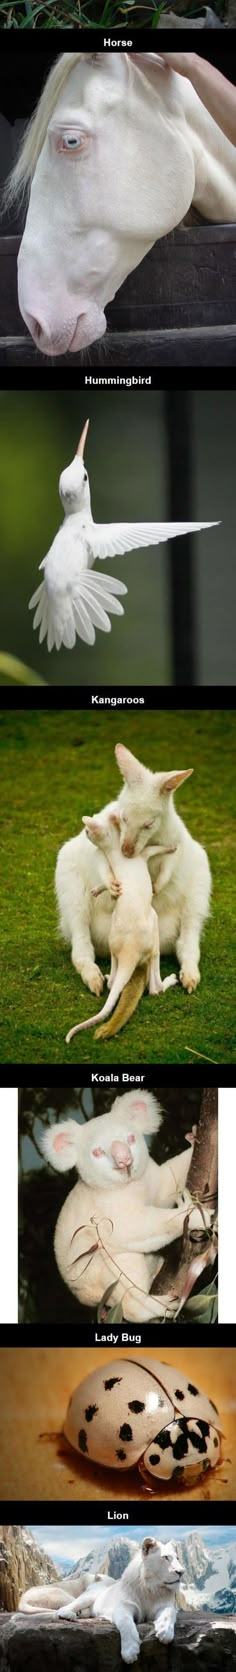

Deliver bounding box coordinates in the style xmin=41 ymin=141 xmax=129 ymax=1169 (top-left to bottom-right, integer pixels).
xmin=128 ymin=1134 xmax=135 ymax=1144
xmin=92 ymin=1147 xmax=105 ymax=1158
xmin=84 ymin=472 xmax=88 ymax=482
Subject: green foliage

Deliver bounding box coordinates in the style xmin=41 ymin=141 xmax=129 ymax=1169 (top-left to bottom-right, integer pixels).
xmin=1 ymin=708 xmax=235 ymax=1065
xmin=0 ymin=654 xmax=46 ymax=685
xmin=0 ymin=0 xmax=165 ymax=21
xmin=1 ymin=0 xmax=221 ymax=22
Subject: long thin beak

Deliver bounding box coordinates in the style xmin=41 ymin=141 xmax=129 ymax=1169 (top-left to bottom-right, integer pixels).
xmin=77 ymin=419 xmax=89 ymax=458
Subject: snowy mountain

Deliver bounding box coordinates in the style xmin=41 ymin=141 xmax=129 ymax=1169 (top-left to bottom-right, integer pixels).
xmin=66 ymin=1533 xmax=236 ymax=1614
xmin=68 ymin=1538 xmax=136 ymax=1581
xmin=0 ymin=1527 xmax=58 ymax=1612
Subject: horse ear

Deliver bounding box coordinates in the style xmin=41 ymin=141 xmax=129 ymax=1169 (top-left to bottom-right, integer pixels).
xmin=115 ymin=744 xmax=148 ymax=785
xmin=114 ymin=1091 xmax=162 ymax=1135
xmin=41 ymin=1120 xmax=81 ymax=1173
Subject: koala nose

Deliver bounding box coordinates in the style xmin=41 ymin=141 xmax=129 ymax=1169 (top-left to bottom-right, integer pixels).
xmin=110 ymin=1141 xmax=132 ymax=1170
xmin=121 ymin=839 xmax=135 ymax=857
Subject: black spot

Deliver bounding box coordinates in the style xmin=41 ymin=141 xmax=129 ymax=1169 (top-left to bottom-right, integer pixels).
xmin=85 ymin=1404 xmax=98 ymax=1423
xmin=195 ymin=1420 xmax=210 ymax=1436
xmin=172 ymin=1465 xmax=185 ymax=1479
xmin=214 ymin=1436 xmax=219 ymax=1448
xmin=149 ymin=1453 xmax=160 ymax=1466
xmin=128 ymin=1400 xmax=145 ymax=1414
xmin=104 ymin=1377 xmax=122 ymax=1390
xmin=178 ymin=1419 xmax=189 ymax=1432
xmin=116 ymin=1449 xmax=127 ymax=1461
xmin=157 ymin=1429 xmax=171 ymax=1451
xmin=188 ymin=1383 xmax=198 ymax=1396
xmin=189 ymin=1427 xmax=207 ymax=1456
xmin=119 ymin=1423 xmax=133 ymax=1442
xmin=78 ymin=1429 xmax=88 ymax=1453
xmin=172 ymin=1431 xmax=189 ymax=1462
xmin=175 ymin=1388 xmax=185 ymax=1401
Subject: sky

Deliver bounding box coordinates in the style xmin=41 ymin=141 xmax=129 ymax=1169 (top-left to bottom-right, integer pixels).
xmin=29 ymin=1526 xmax=236 ymax=1568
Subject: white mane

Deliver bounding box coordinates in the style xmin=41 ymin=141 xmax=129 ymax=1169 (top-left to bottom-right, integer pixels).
xmin=6 ymin=52 xmax=110 ymax=204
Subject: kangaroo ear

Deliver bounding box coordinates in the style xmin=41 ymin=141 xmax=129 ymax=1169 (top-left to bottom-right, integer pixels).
xmin=110 ymin=812 xmax=121 ymax=830
xmin=114 ymin=1091 xmax=162 ymax=1135
xmin=82 ymin=815 xmax=101 ymax=836
xmin=41 ymin=1120 xmax=81 ymax=1173
xmin=115 ymin=744 xmax=148 ymax=785
xmin=159 ymin=769 xmax=193 ymax=794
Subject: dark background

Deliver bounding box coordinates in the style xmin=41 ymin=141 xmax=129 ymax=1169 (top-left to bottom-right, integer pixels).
xmin=0 ymin=46 xmax=236 ymax=118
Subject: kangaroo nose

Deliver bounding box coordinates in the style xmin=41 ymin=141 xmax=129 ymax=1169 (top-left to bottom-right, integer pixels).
xmin=121 ymin=839 xmax=135 ymax=857
xmin=110 ymin=1141 xmax=132 ymax=1170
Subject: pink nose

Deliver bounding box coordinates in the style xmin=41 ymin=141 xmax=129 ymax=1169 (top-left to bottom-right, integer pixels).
xmin=25 ymin=314 xmax=75 ymax=356
xmin=121 ymin=839 xmax=135 ymax=857
xmin=110 ymin=1141 xmax=132 ymax=1169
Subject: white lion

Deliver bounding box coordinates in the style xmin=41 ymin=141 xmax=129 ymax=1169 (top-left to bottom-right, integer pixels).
xmin=58 ymin=1537 xmax=184 ymax=1663
xmin=18 ymin=1572 xmax=98 ymax=1613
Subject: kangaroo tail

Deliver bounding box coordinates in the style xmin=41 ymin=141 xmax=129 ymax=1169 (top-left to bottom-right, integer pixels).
xmin=66 ymin=958 xmax=137 ymax=1045
xmin=95 ymin=965 xmax=147 ymax=1039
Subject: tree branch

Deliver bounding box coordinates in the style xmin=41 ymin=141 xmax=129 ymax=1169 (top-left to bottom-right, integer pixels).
xmin=150 ymin=1087 xmax=218 ymax=1311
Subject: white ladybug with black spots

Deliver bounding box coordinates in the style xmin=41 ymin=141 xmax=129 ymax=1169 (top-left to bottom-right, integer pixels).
xmin=64 ymin=1354 xmax=222 ymax=1490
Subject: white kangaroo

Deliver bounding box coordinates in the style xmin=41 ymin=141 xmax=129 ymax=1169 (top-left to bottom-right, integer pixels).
xmin=66 ymin=812 xmax=177 ymax=1044
xmin=56 ymin=745 xmax=211 ymax=999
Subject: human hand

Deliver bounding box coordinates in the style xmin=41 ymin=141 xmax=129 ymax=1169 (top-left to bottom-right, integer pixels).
xmin=157 ymin=53 xmax=197 ymax=77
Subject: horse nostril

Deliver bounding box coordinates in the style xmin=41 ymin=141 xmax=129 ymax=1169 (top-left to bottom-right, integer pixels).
xmin=34 ymin=320 xmax=43 ymax=342
xmin=27 ymin=314 xmax=45 ymax=345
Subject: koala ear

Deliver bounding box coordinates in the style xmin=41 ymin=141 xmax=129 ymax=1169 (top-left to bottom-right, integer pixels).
xmin=41 ymin=1120 xmax=81 ymax=1173
xmin=116 ymin=1091 xmax=162 ymax=1135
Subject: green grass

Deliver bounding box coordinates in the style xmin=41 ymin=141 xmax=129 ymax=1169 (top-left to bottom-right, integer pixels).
xmin=0 ymin=707 xmax=235 ymax=1065
xmin=0 ymin=0 xmax=197 ymax=24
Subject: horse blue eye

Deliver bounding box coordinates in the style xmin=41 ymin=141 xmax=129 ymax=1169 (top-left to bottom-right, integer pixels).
xmin=64 ymin=135 xmax=82 ymax=149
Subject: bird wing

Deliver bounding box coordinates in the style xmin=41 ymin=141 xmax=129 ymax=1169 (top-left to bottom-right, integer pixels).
xmin=87 ymin=521 xmax=220 ymax=561
xmin=29 ymin=570 xmax=127 ymax=653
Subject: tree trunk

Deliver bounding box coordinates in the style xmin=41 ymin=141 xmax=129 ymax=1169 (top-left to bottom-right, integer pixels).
xmin=150 ymin=1086 xmax=218 ymax=1308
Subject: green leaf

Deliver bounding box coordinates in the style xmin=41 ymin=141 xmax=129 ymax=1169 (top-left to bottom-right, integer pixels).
xmin=105 ymin=1302 xmax=123 ymax=1323
xmin=0 ymin=653 xmax=47 ymax=684
xmin=184 ymin=1286 xmax=218 ymax=1323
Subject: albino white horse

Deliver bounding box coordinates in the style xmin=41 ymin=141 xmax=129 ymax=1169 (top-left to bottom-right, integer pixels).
xmin=8 ymin=51 xmax=236 ymax=358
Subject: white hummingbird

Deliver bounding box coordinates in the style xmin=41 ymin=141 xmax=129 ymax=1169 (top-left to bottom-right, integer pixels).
xmin=29 ymin=420 xmax=219 ymax=653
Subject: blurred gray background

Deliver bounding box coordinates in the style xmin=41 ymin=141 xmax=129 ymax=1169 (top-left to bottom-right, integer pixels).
xmin=1 ymin=388 xmax=235 ymax=686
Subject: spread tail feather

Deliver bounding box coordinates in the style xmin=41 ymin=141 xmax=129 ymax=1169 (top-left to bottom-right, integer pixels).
xmin=95 ymin=965 xmax=147 ymax=1039
xmin=29 ymin=570 xmax=127 ymax=652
